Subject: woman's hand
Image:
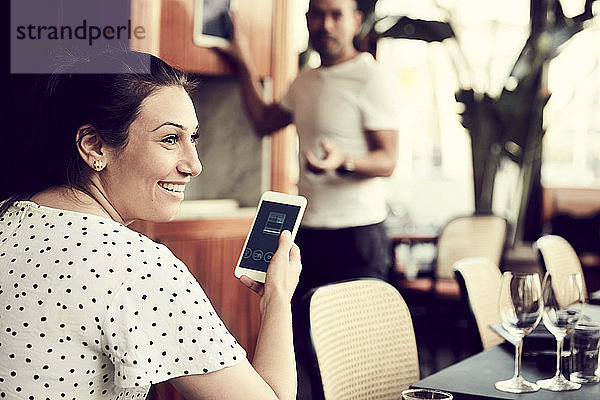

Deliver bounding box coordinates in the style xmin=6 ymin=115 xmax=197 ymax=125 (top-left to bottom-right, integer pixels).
xmin=174 ymin=231 xmax=300 ymax=400
xmin=240 ymin=230 xmax=301 ymax=303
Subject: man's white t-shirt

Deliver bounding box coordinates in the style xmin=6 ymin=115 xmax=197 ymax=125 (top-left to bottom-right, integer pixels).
xmin=280 ymin=53 xmax=400 ymax=229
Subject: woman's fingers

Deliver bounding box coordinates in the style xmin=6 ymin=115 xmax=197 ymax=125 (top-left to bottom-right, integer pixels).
xmin=290 ymin=243 xmax=301 ymax=270
xmin=260 ymin=231 xmax=301 ymax=300
xmin=240 ymin=275 xmax=265 ymax=296
xmin=278 ymin=230 xmax=292 ymax=251
xmin=270 ymin=230 xmax=292 ymax=264
xmin=239 ymin=231 xmax=295 ymax=297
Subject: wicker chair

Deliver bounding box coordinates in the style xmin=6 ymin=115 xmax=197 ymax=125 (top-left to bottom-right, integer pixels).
xmin=306 ymin=279 xmax=419 ymax=400
xmin=454 ymin=257 xmax=505 ymax=351
xmin=398 ymin=214 xmax=507 ymax=300
xmin=534 ymin=234 xmax=588 ymax=299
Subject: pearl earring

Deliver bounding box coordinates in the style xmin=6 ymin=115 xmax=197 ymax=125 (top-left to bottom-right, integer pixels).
xmin=93 ymin=160 xmax=104 ymax=171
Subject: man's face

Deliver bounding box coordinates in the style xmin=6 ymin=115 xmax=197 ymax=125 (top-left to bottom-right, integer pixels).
xmin=306 ymin=0 xmax=362 ymax=65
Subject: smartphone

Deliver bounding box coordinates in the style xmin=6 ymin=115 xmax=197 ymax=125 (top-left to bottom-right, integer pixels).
xmin=235 ymin=191 xmax=307 ymax=283
xmin=193 ymin=0 xmax=236 ymax=47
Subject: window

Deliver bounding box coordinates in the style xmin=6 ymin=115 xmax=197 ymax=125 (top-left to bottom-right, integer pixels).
xmin=542 ymin=15 xmax=600 ymax=188
xmin=375 ymin=0 xmax=530 ymax=228
xmin=377 ymin=38 xmax=474 ymax=228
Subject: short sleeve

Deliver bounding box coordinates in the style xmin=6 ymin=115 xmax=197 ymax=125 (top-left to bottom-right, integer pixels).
xmin=102 ymin=253 xmax=246 ymax=388
xmin=359 ymin=66 xmax=401 ymax=132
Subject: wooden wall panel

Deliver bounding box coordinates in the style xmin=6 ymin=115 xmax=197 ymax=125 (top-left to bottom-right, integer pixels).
xmin=159 ymin=0 xmax=273 ymax=76
xmin=130 ymin=0 xmax=161 ymax=54
xmin=269 ymin=0 xmax=299 ymax=194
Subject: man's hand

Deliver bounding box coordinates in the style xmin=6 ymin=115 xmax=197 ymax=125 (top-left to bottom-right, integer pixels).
xmin=304 ymin=138 xmax=345 ymax=174
xmin=212 ymin=11 xmax=253 ymax=67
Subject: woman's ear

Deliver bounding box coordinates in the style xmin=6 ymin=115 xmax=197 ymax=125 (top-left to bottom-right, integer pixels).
xmin=76 ymin=125 xmax=106 ymax=172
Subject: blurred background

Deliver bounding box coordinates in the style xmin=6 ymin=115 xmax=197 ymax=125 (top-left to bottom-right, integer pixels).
xmin=291 ymin=0 xmax=600 ymax=274
xmin=352 ymin=0 xmax=600 ymax=243
xmin=4 ymin=0 xmax=600 ymax=394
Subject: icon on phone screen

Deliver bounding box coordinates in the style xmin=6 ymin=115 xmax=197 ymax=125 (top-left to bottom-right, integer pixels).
xmin=263 ymin=212 xmax=286 ymax=235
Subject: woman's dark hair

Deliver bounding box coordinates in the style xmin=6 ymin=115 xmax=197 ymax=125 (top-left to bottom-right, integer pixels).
xmin=1 ymin=50 xmax=195 ymax=215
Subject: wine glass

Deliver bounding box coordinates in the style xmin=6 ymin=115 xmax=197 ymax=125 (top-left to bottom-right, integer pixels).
xmin=495 ymin=271 xmax=543 ymax=393
xmin=536 ymin=272 xmax=584 ymax=391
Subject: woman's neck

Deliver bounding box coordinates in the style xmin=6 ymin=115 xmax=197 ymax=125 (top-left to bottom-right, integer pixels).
xmin=30 ymin=185 xmax=126 ymax=225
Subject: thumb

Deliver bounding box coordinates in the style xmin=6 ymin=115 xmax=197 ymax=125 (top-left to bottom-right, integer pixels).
xmin=277 ymin=230 xmax=292 ymax=253
xmin=320 ymin=138 xmax=336 ymax=155
xmin=270 ymin=230 xmax=292 ymax=265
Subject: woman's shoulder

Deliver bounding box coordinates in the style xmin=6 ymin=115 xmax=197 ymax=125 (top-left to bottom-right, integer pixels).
xmin=9 ymin=200 xmax=179 ymax=261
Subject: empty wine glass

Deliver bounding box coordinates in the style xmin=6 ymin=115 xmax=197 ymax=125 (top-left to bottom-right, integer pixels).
xmin=495 ymin=271 xmax=543 ymax=393
xmin=536 ymin=272 xmax=584 ymax=391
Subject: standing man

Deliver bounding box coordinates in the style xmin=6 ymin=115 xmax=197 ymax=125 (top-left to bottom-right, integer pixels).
xmin=221 ymin=0 xmax=399 ymax=298
xmin=220 ymin=2 xmax=399 ymax=393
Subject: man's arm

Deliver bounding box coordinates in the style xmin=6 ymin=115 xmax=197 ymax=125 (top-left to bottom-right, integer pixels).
xmin=215 ymin=12 xmax=292 ymax=136
xmin=305 ymin=129 xmax=399 ymax=177
xmin=236 ymin=55 xmax=293 ymax=136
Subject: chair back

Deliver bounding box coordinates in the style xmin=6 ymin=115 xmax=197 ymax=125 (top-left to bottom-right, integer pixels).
xmin=454 ymin=257 xmax=504 ymax=350
xmin=436 ymin=214 xmax=507 ymax=280
xmin=308 ymin=279 xmax=419 ymax=400
xmin=535 ymin=234 xmax=587 ymax=299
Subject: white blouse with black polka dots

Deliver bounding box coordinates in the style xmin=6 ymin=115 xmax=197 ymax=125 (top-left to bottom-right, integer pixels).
xmin=0 ymin=201 xmax=246 ymax=399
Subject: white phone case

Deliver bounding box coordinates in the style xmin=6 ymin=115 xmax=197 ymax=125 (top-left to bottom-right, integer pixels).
xmin=234 ymin=191 xmax=306 ymax=283
xmin=193 ymin=0 xmax=236 ymax=48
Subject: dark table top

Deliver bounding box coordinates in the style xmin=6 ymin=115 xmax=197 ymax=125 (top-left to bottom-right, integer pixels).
xmin=412 ymin=304 xmax=600 ymax=400
xmin=412 ymin=344 xmax=600 ymax=400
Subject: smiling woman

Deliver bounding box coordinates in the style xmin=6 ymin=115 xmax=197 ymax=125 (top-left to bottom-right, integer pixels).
xmin=91 ymin=84 xmax=202 ymax=223
xmin=1 ymin=51 xmax=198 ymax=221
xmin=0 ymin=50 xmax=301 ymax=400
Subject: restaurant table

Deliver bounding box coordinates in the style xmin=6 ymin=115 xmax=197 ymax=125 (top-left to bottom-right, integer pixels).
xmin=411 ymin=344 xmax=600 ymax=400
xmin=411 ymin=304 xmax=600 ymax=400
xmin=387 ymin=228 xmax=439 ymax=278
xmin=388 ymin=230 xmax=440 ymax=247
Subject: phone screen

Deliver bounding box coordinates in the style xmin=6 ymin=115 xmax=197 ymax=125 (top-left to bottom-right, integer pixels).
xmin=240 ymin=200 xmax=301 ymax=272
xmin=200 ymin=0 xmax=233 ymax=40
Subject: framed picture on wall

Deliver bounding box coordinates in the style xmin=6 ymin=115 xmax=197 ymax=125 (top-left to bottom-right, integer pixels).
xmin=193 ymin=0 xmax=236 ymax=47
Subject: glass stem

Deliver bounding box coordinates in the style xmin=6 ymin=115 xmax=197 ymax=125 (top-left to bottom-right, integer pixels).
xmin=513 ymin=338 xmax=523 ymax=379
xmin=555 ymin=337 xmax=564 ymax=378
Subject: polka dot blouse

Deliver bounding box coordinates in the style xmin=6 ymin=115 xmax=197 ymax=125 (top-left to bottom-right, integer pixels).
xmin=0 ymin=201 xmax=246 ymax=399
